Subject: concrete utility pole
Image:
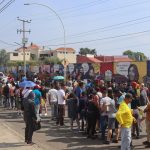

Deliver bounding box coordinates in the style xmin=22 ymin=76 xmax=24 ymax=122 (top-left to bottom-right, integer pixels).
xmin=17 ymin=17 xmax=31 ymax=77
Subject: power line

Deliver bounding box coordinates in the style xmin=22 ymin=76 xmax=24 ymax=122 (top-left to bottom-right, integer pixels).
xmin=22 ymin=0 xmax=110 ymax=22
xmin=0 ymin=0 xmax=5 ymax=5
xmin=61 ymin=0 xmax=150 ymax=18
xmin=22 ymin=0 xmax=110 ymax=19
xmin=29 ymin=0 xmax=149 ymax=22
xmin=63 ymin=15 xmax=150 ymax=38
xmin=37 ymin=15 xmax=150 ymax=44
xmin=0 ymin=0 xmax=15 ymax=14
xmin=57 ymin=0 xmax=110 ymax=14
xmin=44 ymin=29 xmax=150 ymax=47
xmin=0 ymin=39 xmax=17 ymax=46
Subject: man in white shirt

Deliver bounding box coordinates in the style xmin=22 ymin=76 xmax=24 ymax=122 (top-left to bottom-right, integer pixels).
xmin=48 ymin=84 xmax=58 ymax=120
xmin=56 ymin=83 xmax=69 ymax=126
xmin=100 ymin=89 xmax=111 ymax=139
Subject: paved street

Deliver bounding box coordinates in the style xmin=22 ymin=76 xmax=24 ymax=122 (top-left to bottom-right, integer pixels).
xmin=0 ymin=107 xmax=149 ymax=150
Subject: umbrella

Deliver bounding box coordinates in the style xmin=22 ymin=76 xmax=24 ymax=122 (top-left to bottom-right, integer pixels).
xmin=53 ymin=76 xmax=64 ymax=80
xmin=19 ymin=80 xmax=36 ymax=88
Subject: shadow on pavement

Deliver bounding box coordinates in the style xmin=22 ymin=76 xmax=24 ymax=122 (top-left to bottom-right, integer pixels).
xmin=0 ymin=142 xmax=25 ymax=148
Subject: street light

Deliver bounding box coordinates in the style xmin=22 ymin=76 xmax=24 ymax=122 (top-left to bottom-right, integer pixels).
xmin=24 ymin=3 xmax=67 ymax=80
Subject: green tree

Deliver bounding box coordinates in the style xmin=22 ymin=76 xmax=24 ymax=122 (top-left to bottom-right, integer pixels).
xmin=40 ymin=57 xmax=61 ymax=65
xmin=79 ymin=48 xmax=97 ymax=55
xmin=0 ymin=49 xmax=8 ymax=65
xmin=123 ymin=50 xmax=147 ymax=61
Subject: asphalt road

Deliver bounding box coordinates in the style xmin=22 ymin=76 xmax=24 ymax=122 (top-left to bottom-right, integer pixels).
xmin=0 ymin=107 xmax=148 ymax=150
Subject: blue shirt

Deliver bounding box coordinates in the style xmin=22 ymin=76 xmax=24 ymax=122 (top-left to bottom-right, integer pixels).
xmin=33 ymin=89 xmax=42 ymax=105
xmin=75 ymin=87 xmax=82 ymax=98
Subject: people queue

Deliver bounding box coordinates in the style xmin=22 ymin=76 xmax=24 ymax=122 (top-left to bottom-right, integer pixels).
xmin=0 ymin=78 xmax=150 ymax=149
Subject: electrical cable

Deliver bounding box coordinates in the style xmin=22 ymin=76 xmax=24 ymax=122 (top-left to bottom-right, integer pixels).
xmin=0 ymin=39 xmax=17 ymax=46
xmin=0 ymin=0 xmax=5 ymax=5
xmin=29 ymin=0 xmax=149 ymax=22
xmin=36 ymin=15 xmax=150 ymax=44
xmin=44 ymin=29 xmax=150 ymax=46
xmin=0 ymin=0 xmax=15 ymax=14
xmin=60 ymin=0 xmax=150 ymax=18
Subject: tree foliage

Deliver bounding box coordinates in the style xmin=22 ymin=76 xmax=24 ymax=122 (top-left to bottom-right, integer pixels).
xmin=7 ymin=60 xmax=39 ymax=67
xmin=123 ymin=50 xmax=147 ymax=61
xmin=79 ymin=48 xmax=97 ymax=55
xmin=0 ymin=49 xmax=8 ymax=65
xmin=40 ymin=56 xmax=61 ymax=65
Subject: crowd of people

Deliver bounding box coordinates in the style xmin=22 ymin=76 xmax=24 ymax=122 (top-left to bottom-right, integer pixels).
xmin=0 ymin=77 xmax=150 ymax=149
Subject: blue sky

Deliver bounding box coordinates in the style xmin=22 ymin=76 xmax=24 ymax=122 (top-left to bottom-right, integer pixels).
xmin=1 ymin=0 xmax=150 ymax=57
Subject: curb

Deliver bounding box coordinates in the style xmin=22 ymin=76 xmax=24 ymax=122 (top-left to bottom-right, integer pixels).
xmin=1 ymin=122 xmax=43 ymax=150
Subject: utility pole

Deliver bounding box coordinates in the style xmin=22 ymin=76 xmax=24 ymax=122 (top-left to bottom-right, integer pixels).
xmin=17 ymin=17 xmax=31 ymax=77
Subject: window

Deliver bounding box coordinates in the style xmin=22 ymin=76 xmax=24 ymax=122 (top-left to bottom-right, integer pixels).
xmin=13 ymin=53 xmax=18 ymax=56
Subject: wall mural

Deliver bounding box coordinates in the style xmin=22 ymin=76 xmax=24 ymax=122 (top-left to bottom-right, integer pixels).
xmin=67 ymin=63 xmax=95 ymax=80
xmin=113 ymin=62 xmax=147 ymax=83
xmin=0 ymin=61 xmax=148 ymax=83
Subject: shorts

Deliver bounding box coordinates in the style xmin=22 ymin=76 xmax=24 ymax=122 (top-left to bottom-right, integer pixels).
xmin=115 ymin=119 xmax=119 ymax=129
xmin=108 ymin=118 xmax=115 ymax=129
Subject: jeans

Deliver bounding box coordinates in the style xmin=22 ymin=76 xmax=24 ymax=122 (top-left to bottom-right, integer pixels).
xmin=56 ymin=105 xmax=65 ymax=126
xmin=4 ymin=96 xmax=10 ymax=108
xmin=35 ymin=104 xmax=40 ymax=121
xmin=10 ymin=96 xmax=15 ymax=108
xmin=51 ymin=102 xmax=58 ymax=119
xmin=100 ymin=115 xmax=108 ymax=138
xmin=121 ymin=127 xmax=131 ymax=150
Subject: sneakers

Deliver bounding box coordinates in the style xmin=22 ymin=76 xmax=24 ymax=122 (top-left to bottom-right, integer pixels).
xmin=44 ymin=113 xmax=47 ymax=116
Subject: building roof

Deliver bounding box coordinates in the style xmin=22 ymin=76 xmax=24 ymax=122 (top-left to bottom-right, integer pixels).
xmin=77 ymin=55 xmax=102 ymax=63
xmin=27 ymin=44 xmax=40 ymax=50
xmin=113 ymin=56 xmax=133 ymax=62
xmin=15 ymin=43 xmax=40 ymax=52
xmin=55 ymin=47 xmax=75 ymax=52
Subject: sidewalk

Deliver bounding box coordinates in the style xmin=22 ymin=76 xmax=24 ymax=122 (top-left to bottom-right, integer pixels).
xmin=0 ymin=122 xmax=42 ymax=150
